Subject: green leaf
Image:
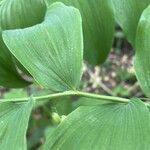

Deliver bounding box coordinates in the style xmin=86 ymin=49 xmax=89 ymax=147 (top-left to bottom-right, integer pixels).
xmin=0 ymin=0 xmax=46 ymax=29
xmin=0 ymin=0 xmax=47 ymax=87
xmin=134 ymin=5 xmax=150 ymax=97
xmin=3 ymin=89 xmax=27 ymax=99
xmin=0 ymin=99 xmax=34 ymax=150
xmin=78 ymin=97 xmax=111 ymax=106
xmin=3 ymin=2 xmax=83 ymax=92
xmin=47 ymin=0 xmax=115 ymax=65
xmin=111 ymin=0 xmax=150 ymax=45
xmin=52 ymin=97 xmax=73 ymax=115
xmin=43 ymin=99 xmax=150 ymax=150
xmin=0 ymin=28 xmax=30 ymax=88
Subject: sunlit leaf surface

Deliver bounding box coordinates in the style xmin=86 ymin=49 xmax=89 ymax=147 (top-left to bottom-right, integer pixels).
xmin=43 ymin=99 xmax=150 ymax=150
xmin=0 ymin=99 xmax=34 ymax=150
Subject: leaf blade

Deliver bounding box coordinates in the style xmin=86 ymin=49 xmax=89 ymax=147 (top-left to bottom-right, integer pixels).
xmin=111 ymin=0 xmax=150 ymax=45
xmin=0 ymin=0 xmax=46 ymax=29
xmin=43 ymin=99 xmax=150 ymax=150
xmin=47 ymin=0 xmax=115 ymax=65
xmin=134 ymin=5 xmax=150 ymax=97
xmin=0 ymin=0 xmax=47 ymax=87
xmin=0 ymin=28 xmax=30 ymax=88
xmin=0 ymin=99 xmax=34 ymax=150
xmin=3 ymin=2 xmax=83 ymax=91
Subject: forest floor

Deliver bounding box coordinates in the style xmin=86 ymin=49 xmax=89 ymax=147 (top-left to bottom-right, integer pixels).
xmin=81 ymin=39 xmax=144 ymax=98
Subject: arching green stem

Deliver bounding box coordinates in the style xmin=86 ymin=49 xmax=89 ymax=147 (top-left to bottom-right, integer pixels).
xmin=0 ymin=90 xmax=149 ymax=108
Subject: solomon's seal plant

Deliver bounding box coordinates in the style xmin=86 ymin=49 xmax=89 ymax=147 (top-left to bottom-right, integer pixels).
xmin=0 ymin=0 xmax=150 ymax=150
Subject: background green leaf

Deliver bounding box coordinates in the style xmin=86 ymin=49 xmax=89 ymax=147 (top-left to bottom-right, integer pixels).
xmin=3 ymin=89 xmax=28 ymax=99
xmin=0 ymin=0 xmax=47 ymax=87
xmin=47 ymin=0 xmax=115 ymax=65
xmin=0 ymin=0 xmax=46 ymax=29
xmin=111 ymin=0 xmax=150 ymax=45
xmin=134 ymin=5 xmax=150 ymax=97
xmin=43 ymin=99 xmax=150 ymax=150
xmin=0 ymin=28 xmax=30 ymax=88
xmin=0 ymin=99 xmax=34 ymax=150
xmin=78 ymin=97 xmax=111 ymax=106
xmin=3 ymin=2 xmax=83 ymax=92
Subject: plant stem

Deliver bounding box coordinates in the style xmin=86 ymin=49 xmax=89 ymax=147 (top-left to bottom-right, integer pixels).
xmin=76 ymin=91 xmax=129 ymax=103
xmin=0 ymin=90 xmax=129 ymax=103
xmin=1 ymin=90 xmax=150 ymax=108
xmin=0 ymin=91 xmax=150 ymax=108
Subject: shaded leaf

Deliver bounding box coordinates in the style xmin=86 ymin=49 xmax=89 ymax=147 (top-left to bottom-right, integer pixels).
xmin=134 ymin=5 xmax=150 ymax=97
xmin=0 ymin=28 xmax=30 ymax=88
xmin=44 ymin=126 xmax=57 ymax=141
xmin=3 ymin=2 xmax=83 ymax=92
xmin=0 ymin=0 xmax=46 ymax=29
xmin=3 ymin=89 xmax=28 ymax=99
xmin=47 ymin=0 xmax=115 ymax=65
xmin=0 ymin=99 xmax=34 ymax=150
xmin=0 ymin=0 xmax=47 ymax=87
xmin=43 ymin=99 xmax=150 ymax=150
xmin=52 ymin=97 xmax=73 ymax=115
xmin=27 ymin=127 xmax=45 ymax=150
xmin=111 ymin=0 xmax=150 ymax=44
xmin=78 ymin=97 xmax=111 ymax=106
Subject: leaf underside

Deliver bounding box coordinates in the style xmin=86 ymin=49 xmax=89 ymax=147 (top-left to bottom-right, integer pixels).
xmin=43 ymin=99 xmax=150 ymax=150
xmin=3 ymin=2 xmax=83 ymax=92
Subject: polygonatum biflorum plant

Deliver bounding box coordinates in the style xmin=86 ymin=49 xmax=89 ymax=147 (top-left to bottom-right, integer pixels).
xmin=0 ymin=0 xmax=150 ymax=149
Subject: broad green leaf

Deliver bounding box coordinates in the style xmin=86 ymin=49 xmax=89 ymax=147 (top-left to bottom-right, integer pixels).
xmin=47 ymin=0 xmax=115 ymax=65
xmin=0 ymin=0 xmax=47 ymax=87
xmin=0 ymin=0 xmax=46 ymax=29
xmin=43 ymin=99 xmax=150 ymax=150
xmin=111 ymin=0 xmax=150 ymax=45
xmin=134 ymin=5 xmax=150 ymax=97
xmin=0 ymin=99 xmax=34 ymax=150
xmin=3 ymin=2 xmax=83 ymax=92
